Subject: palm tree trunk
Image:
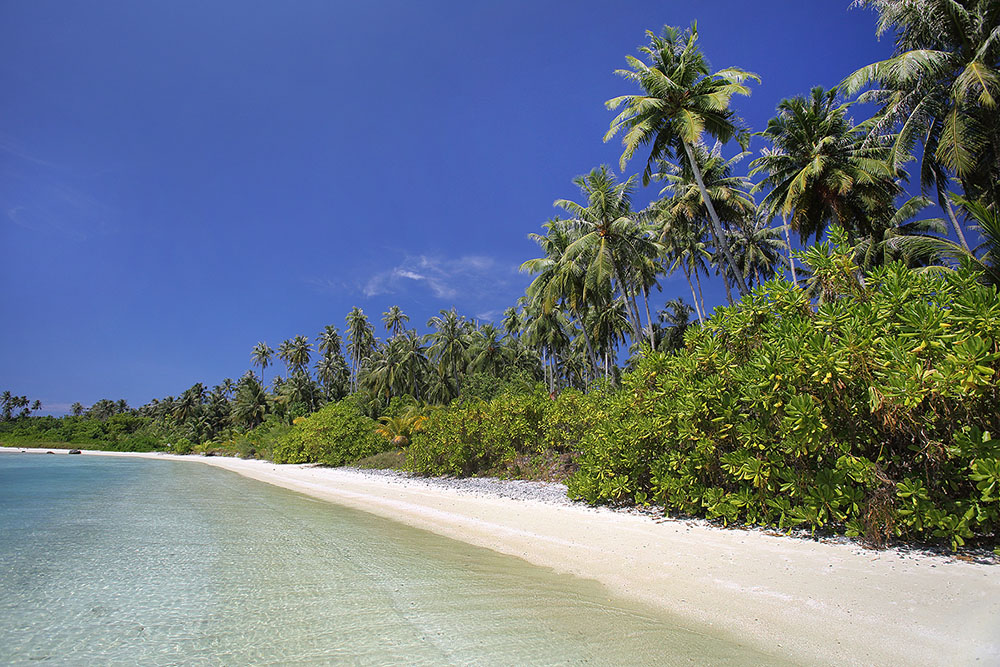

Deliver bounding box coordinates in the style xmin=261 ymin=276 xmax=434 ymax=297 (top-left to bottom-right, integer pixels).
xmin=721 ymin=268 xmax=733 ymax=304
xmin=615 ymin=267 xmax=644 ymax=345
xmin=782 ymin=213 xmax=798 ymax=284
xmin=683 ymin=140 xmax=749 ymax=295
xmin=683 ymin=267 xmax=704 ymax=325
xmin=641 ymin=285 xmax=656 ymax=348
xmin=940 ymin=188 xmax=971 ymax=252
xmin=579 ymin=316 xmax=599 ymax=387
xmin=694 ymin=272 xmax=707 ymax=320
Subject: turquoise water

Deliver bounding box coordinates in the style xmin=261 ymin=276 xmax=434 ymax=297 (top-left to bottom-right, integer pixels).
xmin=0 ymin=453 xmax=777 ymax=665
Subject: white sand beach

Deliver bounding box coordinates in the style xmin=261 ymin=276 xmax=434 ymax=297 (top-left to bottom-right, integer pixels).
xmin=4 ymin=447 xmax=997 ymax=665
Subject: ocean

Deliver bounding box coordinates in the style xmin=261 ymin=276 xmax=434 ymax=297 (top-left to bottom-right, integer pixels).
xmin=0 ymin=452 xmax=771 ymax=665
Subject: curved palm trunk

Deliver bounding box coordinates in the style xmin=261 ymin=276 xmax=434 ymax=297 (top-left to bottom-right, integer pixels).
xmin=683 ymin=140 xmax=749 ymax=295
xmin=782 ymin=213 xmax=798 ymax=285
xmin=940 ymin=189 xmax=971 ymax=252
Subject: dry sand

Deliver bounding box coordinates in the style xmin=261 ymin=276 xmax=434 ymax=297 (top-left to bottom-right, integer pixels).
xmin=4 ymin=447 xmax=998 ymax=665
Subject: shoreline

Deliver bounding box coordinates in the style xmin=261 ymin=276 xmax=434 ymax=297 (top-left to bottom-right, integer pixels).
xmin=3 ymin=446 xmax=998 ymax=665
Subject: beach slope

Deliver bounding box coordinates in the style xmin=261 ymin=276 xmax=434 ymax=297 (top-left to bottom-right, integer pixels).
xmin=4 ymin=448 xmax=996 ymax=665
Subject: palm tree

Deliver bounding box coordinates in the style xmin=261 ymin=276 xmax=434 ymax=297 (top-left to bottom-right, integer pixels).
xmin=467 ymin=324 xmax=512 ymax=377
xmin=70 ymin=402 xmax=84 ymax=417
xmin=655 ymin=144 xmax=757 ymax=302
xmin=382 ymin=306 xmax=409 ymax=338
xmin=396 ymin=331 xmax=431 ymax=399
xmin=649 ymin=200 xmax=711 ymax=323
xmin=522 ymin=303 xmax=571 ymax=394
xmin=251 ymin=342 xmax=274 ymax=388
xmin=232 ymin=373 xmax=269 ymax=430
xmin=842 ymin=0 xmax=1000 ymax=233
xmin=605 ymin=23 xmax=759 ymax=296
xmin=553 ymin=166 xmax=654 ymax=345
xmin=288 ymin=335 xmax=312 ymax=375
xmin=345 ymin=308 xmax=376 ymax=392
xmin=896 ymin=194 xmax=1000 ymax=286
xmin=750 ymin=87 xmax=899 ymax=283
xmin=730 ymin=216 xmax=787 ymax=289
xmin=425 ymin=309 xmax=470 ymax=393
xmin=657 ymin=298 xmax=695 ymax=352
xmin=316 ymin=325 xmax=343 ymax=359
xmin=522 ymin=219 xmax=603 ymax=378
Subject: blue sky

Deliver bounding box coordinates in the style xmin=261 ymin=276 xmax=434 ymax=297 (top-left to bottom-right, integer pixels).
xmin=1 ymin=2 xmax=893 ymax=413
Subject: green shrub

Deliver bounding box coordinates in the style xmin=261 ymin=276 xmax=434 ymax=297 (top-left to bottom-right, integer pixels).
xmin=568 ymin=230 xmax=1000 ymax=548
xmin=406 ymin=385 xmax=604 ymax=478
xmin=272 ymin=400 xmax=383 ymax=466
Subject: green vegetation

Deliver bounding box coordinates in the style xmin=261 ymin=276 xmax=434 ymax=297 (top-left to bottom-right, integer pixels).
xmin=569 ymin=231 xmax=999 ymax=548
xmin=271 ymin=400 xmax=384 ymax=466
xmin=6 ymin=3 xmax=999 ymax=551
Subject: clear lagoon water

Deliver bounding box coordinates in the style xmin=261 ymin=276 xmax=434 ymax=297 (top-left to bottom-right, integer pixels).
xmin=0 ymin=452 xmax=779 ymax=665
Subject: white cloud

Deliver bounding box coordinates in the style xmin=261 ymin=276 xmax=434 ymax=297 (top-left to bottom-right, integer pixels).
xmin=355 ymin=254 xmax=504 ymax=301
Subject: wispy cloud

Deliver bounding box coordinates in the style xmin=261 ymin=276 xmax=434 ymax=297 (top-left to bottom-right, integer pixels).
xmin=361 ymin=254 xmax=502 ymax=300
xmin=2 ymin=134 xmax=116 ymax=241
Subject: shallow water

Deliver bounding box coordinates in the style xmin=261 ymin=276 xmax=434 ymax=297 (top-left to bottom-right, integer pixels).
xmin=0 ymin=453 xmax=778 ymax=665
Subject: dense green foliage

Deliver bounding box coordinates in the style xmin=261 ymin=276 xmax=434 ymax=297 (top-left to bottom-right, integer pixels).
xmin=406 ymin=387 xmax=606 ymax=479
xmin=568 ymin=232 xmax=1000 ymax=547
xmin=271 ymin=400 xmax=384 ymax=466
xmin=0 ymin=414 xmax=162 ymax=452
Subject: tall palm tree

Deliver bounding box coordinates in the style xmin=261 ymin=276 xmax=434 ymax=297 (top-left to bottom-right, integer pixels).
xmin=553 ymin=166 xmax=654 ymax=344
xmin=730 ymin=216 xmax=787 ymax=289
xmin=345 ymin=307 xmax=376 ymax=391
xmin=522 ymin=219 xmax=603 ymax=378
xmin=232 ymin=373 xmax=269 ymax=430
xmin=251 ymin=342 xmax=274 ymax=388
xmin=648 ymin=200 xmax=712 ymax=323
xmin=750 ymin=87 xmax=899 ymax=280
xmin=395 ymin=330 xmax=431 ymax=398
xmin=605 ymin=23 xmax=759 ymax=295
xmin=655 ymin=144 xmax=756 ymax=302
xmin=843 ymin=0 xmax=1000 ymax=232
xmin=467 ymin=324 xmax=512 ymax=377
xmin=522 ymin=303 xmax=571 ymax=393
xmin=382 ymin=306 xmax=409 ymax=338
xmin=316 ymin=325 xmax=344 ymax=360
xmin=425 ymin=308 xmax=470 ymax=393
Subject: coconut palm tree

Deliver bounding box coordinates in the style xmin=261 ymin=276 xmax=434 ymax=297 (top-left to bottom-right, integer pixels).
xmin=605 ymin=23 xmax=759 ymax=295
xmin=894 ymin=193 xmax=1000 ymax=286
xmin=730 ymin=216 xmax=787 ymax=289
xmin=251 ymin=342 xmax=274 ymax=388
xmin=232 ymin=373 xmax=269 ymax=430
xmin=842 ymin=0 xmax=1000 ymax=234
xmin=522 ymin=219 xmax=603 ymax=378
xmin=750 ymin=87 xmax=900 ymax=286
xmin=425 ymin=309 xmax=470 ymax=393
xmin=316 ymin=325 xmax=343 ymax=360
xmin=382 ymin=306 xmax=409 ymax=338
xmin=553 ymin=166 xmax=654 ymax=344
xmin=395 ymin=330 xmax=432 ymax=399
xmin=345 ymin=307 xmax=376 ymax=391
xmin=649 ymin=200 xmax=712 ymax=323
xmin=467 ymin=324 xmax=512 ymax=377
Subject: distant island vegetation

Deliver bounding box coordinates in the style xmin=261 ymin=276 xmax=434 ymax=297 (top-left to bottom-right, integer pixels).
xmin=4 ymin=3 xmax=999 ymax=553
